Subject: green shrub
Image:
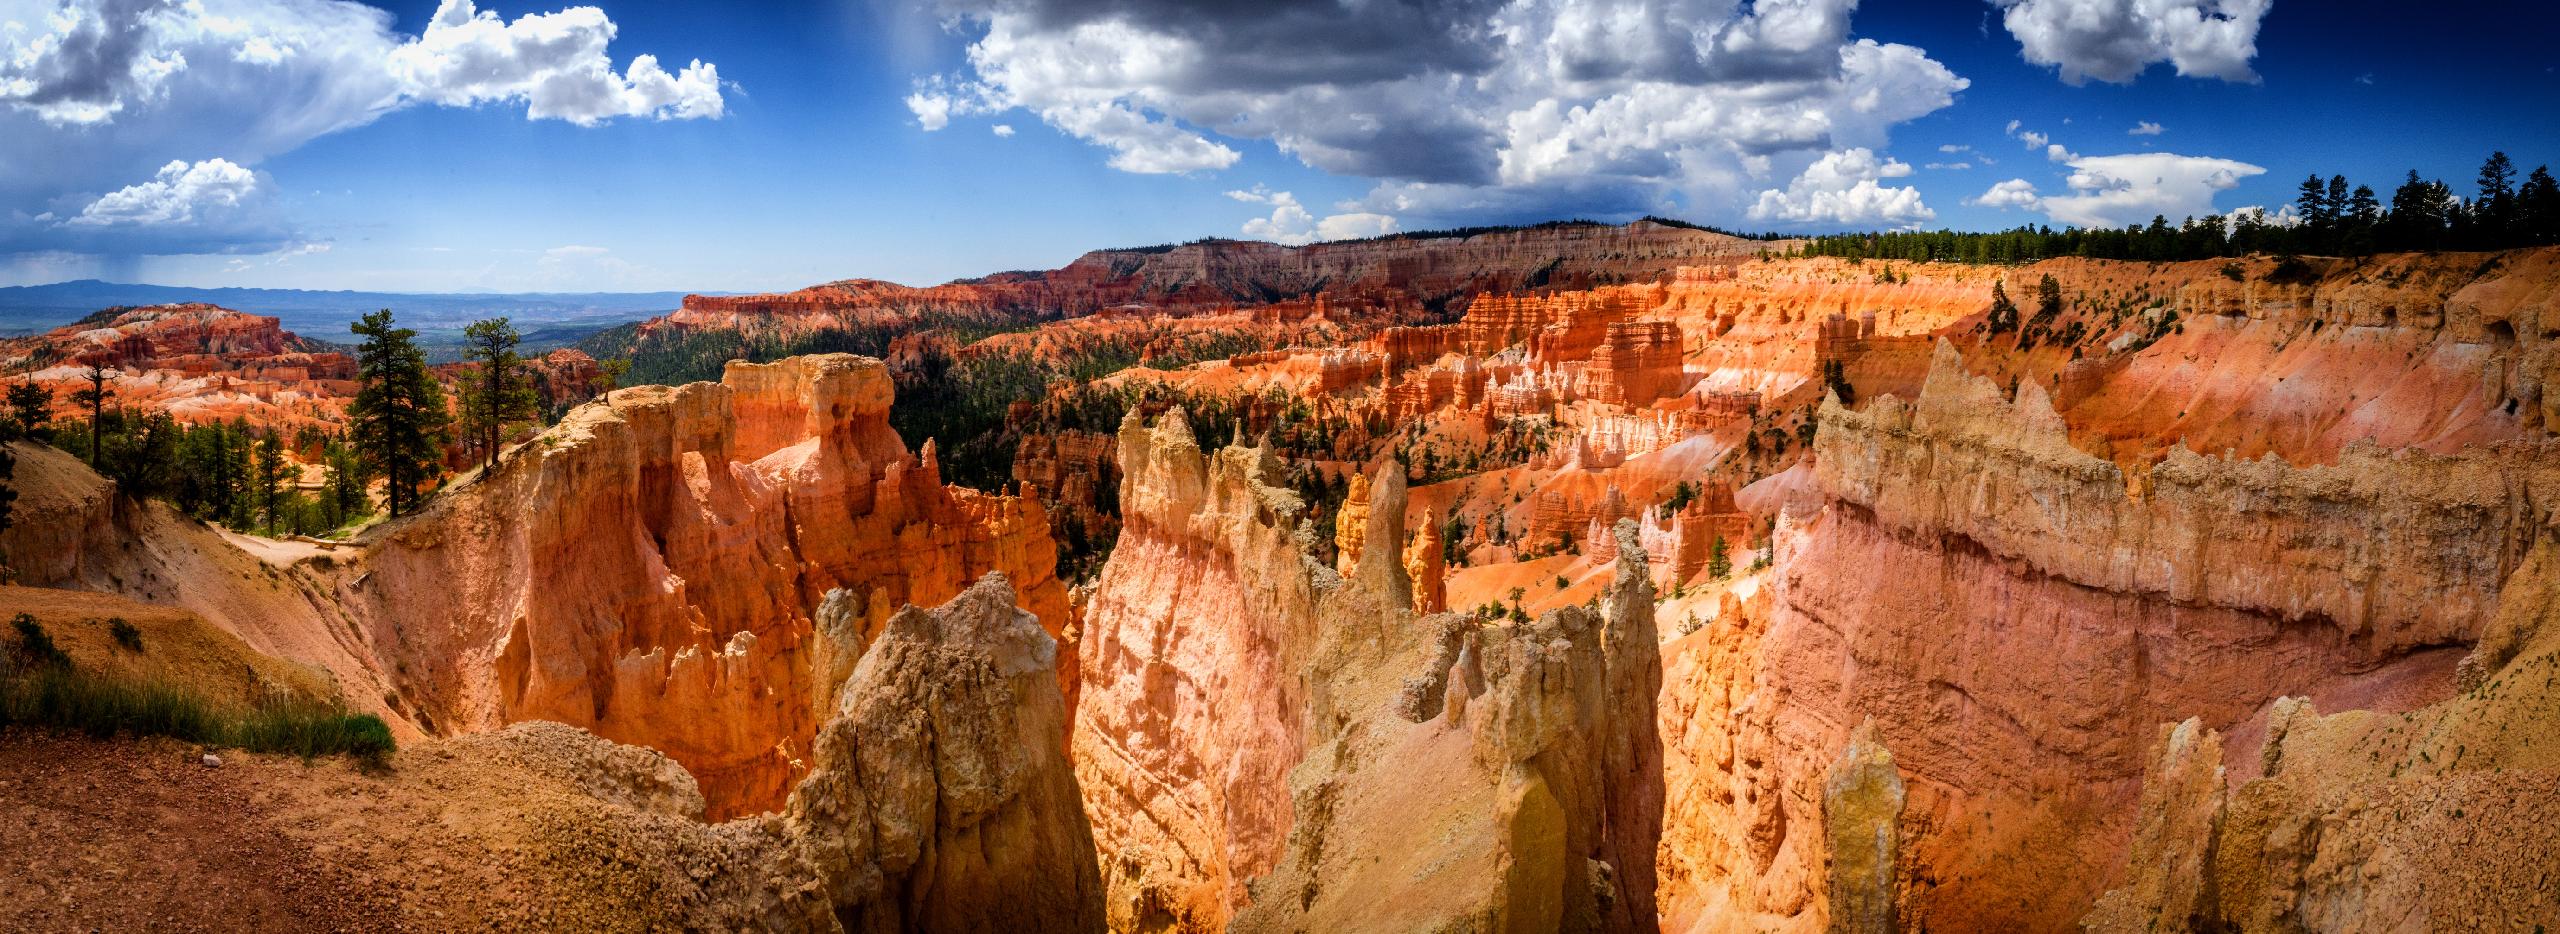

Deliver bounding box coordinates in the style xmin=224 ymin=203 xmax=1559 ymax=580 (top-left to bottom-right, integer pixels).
xmin=0 ymin=658 xmax=394 ymax=768
xmin=107 ymin=617 xmax=142 ymax=652
xmin=228 ymin=704 xmax=396 ymax=769
xmin=12 ymin=613 xmax=65 ymax=668
xmin=0 ymin=664 xmax=219 ymax=742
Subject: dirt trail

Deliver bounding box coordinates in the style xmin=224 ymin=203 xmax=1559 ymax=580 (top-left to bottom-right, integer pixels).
xmin=0 ymin=730 xmax=404 ymax=933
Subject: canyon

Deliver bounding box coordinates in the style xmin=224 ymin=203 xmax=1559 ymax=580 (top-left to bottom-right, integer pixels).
xmin=0 ymin=302 xmax=604 ymax=439
xmin=6 ymin=227 xmax=2559 ymax=932
xmin=4 ymin=353 xmax=1074 ymax=820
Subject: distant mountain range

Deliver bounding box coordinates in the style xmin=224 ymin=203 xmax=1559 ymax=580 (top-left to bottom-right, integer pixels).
xmin=0 ymin=280 xmax=728 ymax=352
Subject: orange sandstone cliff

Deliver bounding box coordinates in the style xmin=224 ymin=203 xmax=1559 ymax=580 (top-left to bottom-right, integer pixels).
xmin=0 ymin=303 xmax=357 ymax=433
xmin=1650 ymin=339 xmax=2558 ymax=929
xmin=2 ymin=354 xmax=1076 ymax=822
xmin=1075 ymin=408 xmax=1667 ymax=932
xmin=337 ymin=354 xmax=1077 ymax=818
xmin=2 ymin=455 xmax=1105 ymax=931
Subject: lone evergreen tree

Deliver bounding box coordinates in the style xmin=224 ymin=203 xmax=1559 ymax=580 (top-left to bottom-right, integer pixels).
xmin=70 ymin=360 xmax=112 ymax=464
xmin=98 ymin=413 xmax=177 ymax=502
xmin=253 ymin=433 xmax=290 ymax=536
xmin=349 ymin=309 xmax=449 ymax=518
xmin=1708 ymin=535 xmax=1731 ymax=579
xmin=1986 ymin=278 xmax=2019 ymax=334
xmin=4 ymin=382 xmax=47 ymax=440
xmin=460 ymin=317 xmax=537 ymax=472
xmin=2344 ymin=184 xmax=2382 ymax=252
xmin=2477 ymin=151 xmax=2518 ymax=241
xmin=221 ymin=419 xmax=254 ymax=526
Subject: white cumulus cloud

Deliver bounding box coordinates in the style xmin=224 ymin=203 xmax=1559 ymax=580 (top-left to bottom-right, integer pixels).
xmin=1972 ymin=177 xmax=2042 ymax=208
xmin=1746 ymin=147 xmax=1933 ymax=228
xmin=70 ymin=157 xmax=259 ymax=227
xmin=2034 ymin=152 xmax=2264 ymax=227
xmin=1315 ymin=212 xmax=1399 ymax=241
xmin=6 ymin=156 xmax=292 ymax=254
xmin=2129 ymin=120 xmax=2164 ymax=135
xmin=1989 ymin=0 xmax=2269 ymax=85
xmin=1228 ymin=186 xmax=1399 ymax=245
xmin=2224 ymin=203 xmax=2299 ymax=229
xmin=388 ymin=1 xmax=722 ymax=126
xmin=0 ymin=0 xmax=725 ymax=256
xmin=907 ymin=89 xmax=951 ymax=130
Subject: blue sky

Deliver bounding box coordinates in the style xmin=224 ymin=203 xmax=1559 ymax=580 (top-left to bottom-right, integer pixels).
xmin=2 ymin=0 xmax=2554 ymax=293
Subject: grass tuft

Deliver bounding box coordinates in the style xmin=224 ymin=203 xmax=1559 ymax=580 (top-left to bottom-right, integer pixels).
xmin=0 ymin=649 xmax=394 ymax=768
xmin=228 ymin=703 xmax=396 ymax=768
xmin=0 ymin=663 xmax=220 ymax=742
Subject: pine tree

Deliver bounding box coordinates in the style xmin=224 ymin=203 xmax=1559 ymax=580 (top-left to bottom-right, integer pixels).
xmin=171 ymin=421 xmax=225 ymax=519
xmin=2522 ymin=166 xmax=2560 ymax=245
xmin=349 ymin=309 xmax=450 ymax=518
xmin=253 ymin=433 xmax=290 ymax=536
xmin=2312 ymin=176 xmax=2349 ymax=253
xmin=595 ymin=358 xmax=631 ymax=399
xmin=1708 ymin=535 xmax=1731 ymax=579
xmin=460 ymin=317 xmax=537 ymax=472
xmin=5 ymin=383 xmax=48 ymax=440
xmin=2297 ymin=173 xmax=2336 ymax=241
xmin=2344 ymin=184 xmax=2382 ymax=253
xmin=2477 ymin=152 xmax=2518 ymax=244
xmin=2387 ymin=171 xmax=2443 ymax=251
xmin=98 ymin=413 xmax=177 ymax=502
xmin=70 ymin=360 xmax=113 ymax=464
xmin=1986 ymin=279 xmax=2019 ymax=334
xmin=2034 ymin=273 xmax=2063 ymax=327
xmin=222 ymin=420 xmax=255 ymax=526
xmin=323 ymin=444 xmax=368 ymax=530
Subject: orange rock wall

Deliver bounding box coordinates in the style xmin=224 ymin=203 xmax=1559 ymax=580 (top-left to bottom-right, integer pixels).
xmin=1584 ymin=320 xmax=1689 ymax=407
xmin=337 ymin=354 xmax=1075 ymax=819
xmin=1072 ymin=411 xmax=1322 ymax=931
xmin=1655 ymin=340 xmax=2559 ymax=929
xmin=2024 ymin=249 xmax=2560 ymax=466
xmin=0 ymin=304 xmax=359 ymax=434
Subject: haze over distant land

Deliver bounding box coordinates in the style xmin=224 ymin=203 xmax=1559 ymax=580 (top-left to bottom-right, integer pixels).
xmin=0 ymin=280 xmax=719 ymax=349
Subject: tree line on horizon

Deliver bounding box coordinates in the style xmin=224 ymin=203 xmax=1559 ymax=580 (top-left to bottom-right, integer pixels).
xmin=1799 ymin=151 xmax=2560 ymax=264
